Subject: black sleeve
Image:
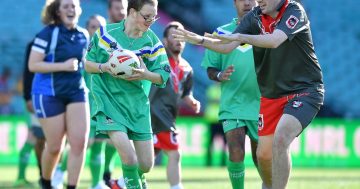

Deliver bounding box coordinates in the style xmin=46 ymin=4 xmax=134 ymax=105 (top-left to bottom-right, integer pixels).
xmin=23 ymin=41 xmax=34 ymax=101
xmin=233 ymin=8 xmax=257 ymax=34
xmin=276 ymin=3 xmax=308 ymax=41
xmin=181 ymin=70 xmax=194 ymax=98
xmin=207 ymin=67 xmax=221 ymax=82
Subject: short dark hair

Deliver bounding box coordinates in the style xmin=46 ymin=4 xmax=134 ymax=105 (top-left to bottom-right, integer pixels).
xmin=108 ymin=0 xmax=123 ymax=9
xmin=163 ymin=21 xmax=183 ymax=38
xmin=127 ymin=0 xmax=157 ymax=15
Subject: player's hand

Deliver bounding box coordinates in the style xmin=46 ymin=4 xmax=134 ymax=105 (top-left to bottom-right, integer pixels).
xmin=101 ymin=62 xmax=118 ymax=77
xmin=172 ymin=28 xmax=204 ymax=45
xmin=191 ymin=99 xmax=201 ymax=114
xmin=184 ymin=96 xmax=201 ymax=114
xmin=26 ymin=100 xmax=34 ymax=113
xmin=125 ymin=56 xmax=149 ymax=81
xmin=63 ymin=58 xmax=79 ymax=72
xmin=218 ymin=65 xmax=235 ymax=81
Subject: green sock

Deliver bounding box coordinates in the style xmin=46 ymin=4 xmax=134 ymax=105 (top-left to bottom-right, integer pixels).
xmin=90 ymin=141 xmax=105 ymax=187
xmin=60 ymin=149 xmax=68 ymax=172
xmin=122 ymin=164 xmax=142 ymax=189
xmin=18 ymin=142 xmax=34 ymax=180
xmin=227 ymin=161 xmax=245 ymax=189
xmin=104 ymin=143 xmax=117 ymax=173
xmin=138 ymin=168 xmax=147 ymax=189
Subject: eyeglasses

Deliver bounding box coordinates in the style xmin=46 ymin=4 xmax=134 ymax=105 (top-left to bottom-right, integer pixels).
xmin=138 ymin=11 xmax=160 ymax=23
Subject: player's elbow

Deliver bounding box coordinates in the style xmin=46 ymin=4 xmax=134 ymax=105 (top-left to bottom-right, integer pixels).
xmin=28 ymin=62 xmax=37 ymax=73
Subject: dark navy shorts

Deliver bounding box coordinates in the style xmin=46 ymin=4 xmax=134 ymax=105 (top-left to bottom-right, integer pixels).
xmin=32 ymin=92 xmax=86 ymax=118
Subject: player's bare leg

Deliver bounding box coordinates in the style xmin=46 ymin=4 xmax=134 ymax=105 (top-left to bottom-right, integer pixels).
xmin=66 ymin=102 xmax=89 ymax=186
xmin=257 ymin=135 xmax=273 ymax=189
xmin=164 ymin=150 xmax=182 ymax=189
xmin=39 ymin=114 xmax=66 ymax=187
xmin=134 ymin=140 xmax=155 ymax=188
xmin=225 ymin=127 xmax=246 ymax=189
xmin=272 ymin=114 xmax=302 ymax=189
xmin=108 ymin=131 xmax=143 ymax=188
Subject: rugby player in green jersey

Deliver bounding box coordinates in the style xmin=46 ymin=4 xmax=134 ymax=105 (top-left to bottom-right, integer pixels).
xmin=85 ymin=0 xmax=170 ymax=188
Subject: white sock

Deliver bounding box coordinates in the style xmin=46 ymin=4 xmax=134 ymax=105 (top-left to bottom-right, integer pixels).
xmin=117 ymin=177 xmax=126 ymax=187
xmin=262 ymin=182 xmax=271 ymax=189
xmin=170 ymin=183 xmax=183 ymax=189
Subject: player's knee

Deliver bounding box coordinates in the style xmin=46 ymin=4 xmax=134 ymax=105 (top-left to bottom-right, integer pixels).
xmin=47 ymin=144 xmax=62 ymax=156
xmin=69 ymin=139 xmax=87 ymax=156
xmin=167 ymin=150 xmax=181 ymax=163
xmin=273 ymin=132 xmax=292 ymax=150
xmin=228 ymin=145 xmax=245 ymax=162
xmin=139 ymin=159 xmax=154 ymax=173
xmin=256 ymin=147 xmax=272 ymax=162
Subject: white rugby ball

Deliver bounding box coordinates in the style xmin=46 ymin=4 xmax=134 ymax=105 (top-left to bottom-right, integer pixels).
xmin=108 ymin=49 xmax=140 ymax=79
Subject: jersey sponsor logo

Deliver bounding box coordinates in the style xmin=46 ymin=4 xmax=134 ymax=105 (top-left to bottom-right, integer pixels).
xmin=292 ymin=100 xmax=303 ymax=108
xmin=34 ymin=38 xmax=48 ymax=48
xmin=258 ymin=114 xmax=264 ymax=131
xmin=286 ymin=15 xmax=299 ymax=29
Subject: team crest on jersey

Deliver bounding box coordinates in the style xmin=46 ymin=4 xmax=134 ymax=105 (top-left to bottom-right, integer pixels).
xmin=286 ymin=15 xmax=299 ymax=29
xmin=110 ymin=41 xmax=118 ymax=50
xmin=258 ymin=114 xmax=264 ymax=131
xmin=105 ymin=116 xmax=114 ymax=124
xmin=171 ymin=131 xmax=178 ymax=144
xmin=292 ymin=100 xmax=303 ymax=108
xmin=162 ymin=65 xmax=171 ymax=73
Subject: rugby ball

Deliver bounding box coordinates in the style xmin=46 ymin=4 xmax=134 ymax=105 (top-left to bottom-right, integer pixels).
xmin=108 ymin=49 xmax=140 ymax=79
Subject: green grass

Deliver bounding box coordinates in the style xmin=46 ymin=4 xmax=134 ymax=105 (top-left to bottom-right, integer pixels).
xmin=0 ymin=166 xmax=359 ymax=189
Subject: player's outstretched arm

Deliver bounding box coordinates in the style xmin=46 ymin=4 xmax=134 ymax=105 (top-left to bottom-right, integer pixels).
xmin=172 ymin=28 xmax=241 ymax=54
xmin=212 ymin=29 xmax=288 ymax=49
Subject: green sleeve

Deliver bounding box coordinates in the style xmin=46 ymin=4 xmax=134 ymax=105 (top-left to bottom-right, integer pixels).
xmin=85 ymin=30 xmax=100 ymax=62
xmin=143 ymin=42 xmax=170 ymax=88
xmin=201 ymin=49 xmax=222 ymax=70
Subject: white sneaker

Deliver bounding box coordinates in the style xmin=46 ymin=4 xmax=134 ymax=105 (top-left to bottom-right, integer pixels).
xmin=117 ymin=177 xmax=126 ymax=188
xmin=90 ymin=181 xmax=110 ymax=189
xmin=52 ymin=167 xmax=64 ymax=189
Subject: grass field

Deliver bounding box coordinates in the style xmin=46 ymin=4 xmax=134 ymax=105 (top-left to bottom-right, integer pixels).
xmin=0 ymin=166 xmax=359 ymax=189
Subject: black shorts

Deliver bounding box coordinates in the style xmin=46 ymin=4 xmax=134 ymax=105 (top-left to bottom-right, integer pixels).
xmin=284 ymin=91 xmax=324 ymax=129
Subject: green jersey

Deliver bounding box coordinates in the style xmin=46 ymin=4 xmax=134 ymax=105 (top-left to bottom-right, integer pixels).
xmin=85 ymin=20 xmax=170 ymax=134
xmin=202 ymin=18 xmax=260 ymax=121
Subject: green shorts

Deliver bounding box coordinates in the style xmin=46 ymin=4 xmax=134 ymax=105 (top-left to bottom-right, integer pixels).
xmin=221 ymin=119 xmax=258 ymax=142
xmin=94 ymin=112 xmax=152 ymax=141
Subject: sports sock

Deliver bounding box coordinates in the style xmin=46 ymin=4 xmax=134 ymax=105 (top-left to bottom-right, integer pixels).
xmin=122 ymin=164 xmax=142 ymax=189
xmin=138 ymin=168 xmax=147 ymax=189
xmin=60 ymin=149 xmax=68 ymax=172
xmin=67 ymin=185 xmax=76 ymax=189
xmin=227 ymin=161 xmax=245 ymax=189
xmin=170 ymin=183 xmax=184 ymax=189
xmin=18 ymin=142 xmax=34 ymax=180
xmin=104 ymin=143 xmax=117 ymax=173
xmin=90 ymin=141 xmax=105 ymax=187
xmin=40 ymin=177 xmax=51 ymax=189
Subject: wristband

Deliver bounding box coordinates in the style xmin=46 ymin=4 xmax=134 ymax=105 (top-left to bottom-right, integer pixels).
xmin=98 ymin=64 xmax=103 ymax=73
xmin=216 ymin=72 xmax=222 ymax=81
